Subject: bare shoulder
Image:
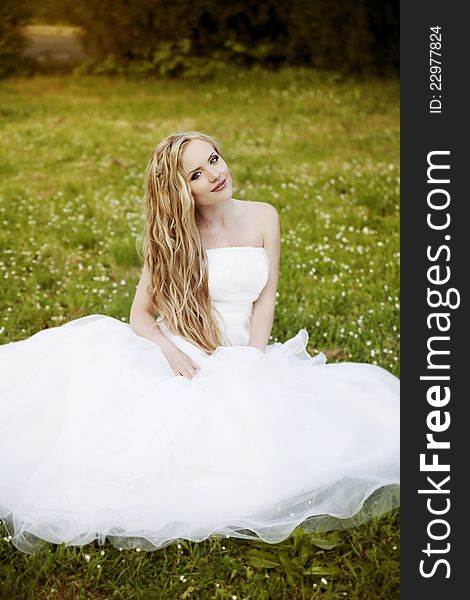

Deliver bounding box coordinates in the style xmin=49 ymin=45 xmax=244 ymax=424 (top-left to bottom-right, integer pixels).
xmin=252 ymin=200 xmax=278 ymax=217
xmin=253 ymin=202 xmax=279 ymax=240
xmin=236 ymin=199 xmax=279 ymax=222
xmin=235 ymin=200 xmax=279 ymax=249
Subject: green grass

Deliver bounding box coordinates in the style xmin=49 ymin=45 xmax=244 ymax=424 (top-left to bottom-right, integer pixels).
xmin=0 ymin=68 xmax=399 ymax=599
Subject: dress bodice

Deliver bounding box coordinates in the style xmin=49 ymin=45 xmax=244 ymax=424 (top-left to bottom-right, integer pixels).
xmin=158 ymin=246 xmax=270 ymax=351
xmin=207 ymin=246 xmax=270 ymax=345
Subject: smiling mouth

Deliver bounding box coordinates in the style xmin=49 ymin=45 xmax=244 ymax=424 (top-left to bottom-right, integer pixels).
xmin=211 ymin=179 xmax=226 ymax=192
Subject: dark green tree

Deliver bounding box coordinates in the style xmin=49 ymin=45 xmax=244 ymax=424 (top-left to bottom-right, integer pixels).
xmin=11 ymin=0 xmax=399 ymax=77
xmin=0 ymin=0 xmax=35 ymax=78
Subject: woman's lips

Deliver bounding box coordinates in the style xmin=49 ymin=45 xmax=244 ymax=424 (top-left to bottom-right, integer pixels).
xmin=211 ymin=179 xmax=226 ymax=192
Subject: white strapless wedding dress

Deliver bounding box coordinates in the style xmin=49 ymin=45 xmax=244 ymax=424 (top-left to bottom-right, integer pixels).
xmin=0 ymin=246 xmax=400 ymax=554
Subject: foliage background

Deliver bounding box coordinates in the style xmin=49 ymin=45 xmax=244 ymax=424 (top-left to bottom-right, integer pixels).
xmin=2 ymin=0 xmax=399 ymax=78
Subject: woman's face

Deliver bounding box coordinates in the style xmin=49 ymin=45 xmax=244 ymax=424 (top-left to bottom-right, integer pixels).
xmin=180 ymin=139 xmax=232 ymax=208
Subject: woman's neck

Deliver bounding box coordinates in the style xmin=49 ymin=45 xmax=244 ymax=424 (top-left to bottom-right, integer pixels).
xmin=196 ymin=198 xmax=236 ymax=230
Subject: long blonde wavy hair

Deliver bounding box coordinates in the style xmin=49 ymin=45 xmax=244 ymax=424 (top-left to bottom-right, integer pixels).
xmin=139 ymin=131 xmax=225 ymax=354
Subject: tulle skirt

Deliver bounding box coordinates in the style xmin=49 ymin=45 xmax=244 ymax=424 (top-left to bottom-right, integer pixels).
xmin=0 ymin=315 xmax=399 ymax=554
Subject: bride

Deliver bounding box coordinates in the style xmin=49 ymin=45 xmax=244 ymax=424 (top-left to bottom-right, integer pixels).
xmin=133 ymin=131 xmax=281 ymax=375
xmin=0 ymin=131 xmax=400 ymax=554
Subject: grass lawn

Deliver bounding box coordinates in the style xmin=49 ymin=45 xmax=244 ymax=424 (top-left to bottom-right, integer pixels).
xmin=0 ymin=68 xmax=399 ymax=599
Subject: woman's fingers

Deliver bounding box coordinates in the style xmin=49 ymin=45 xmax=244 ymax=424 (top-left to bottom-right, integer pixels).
xmin=179 ymin=360 xmax=200 ymax=380
xmin=185 ymin=359 xmax=199 ymax=376
xmin=186 ymin=364 xmax=199 ymax=379
xmin=165 ymin=346 xmax=200 ymax=379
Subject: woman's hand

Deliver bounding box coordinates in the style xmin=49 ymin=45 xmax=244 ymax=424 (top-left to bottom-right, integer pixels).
xmin=162 ymin=344 xmax=200 ymax=379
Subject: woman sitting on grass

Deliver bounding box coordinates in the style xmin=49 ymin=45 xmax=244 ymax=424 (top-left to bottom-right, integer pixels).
xmin=0 ymin=131 xmax=400 ymax=555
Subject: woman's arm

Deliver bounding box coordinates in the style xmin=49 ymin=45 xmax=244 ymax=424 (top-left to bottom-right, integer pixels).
xmin=249 ymin=202 xmax=281 ymax=352
xmin=129 ymin=262 xmax=200 ymax=379
xmin=129 ymin=261 xmax=168 ymax=348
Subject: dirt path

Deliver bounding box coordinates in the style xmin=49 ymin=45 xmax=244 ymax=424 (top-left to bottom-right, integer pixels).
xmin=23 ymin=25 xmax=86 ymax=64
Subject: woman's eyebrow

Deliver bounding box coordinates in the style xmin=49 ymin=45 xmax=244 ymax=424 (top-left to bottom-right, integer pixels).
xmin=187 ymin=151 xmax=216 ymax=176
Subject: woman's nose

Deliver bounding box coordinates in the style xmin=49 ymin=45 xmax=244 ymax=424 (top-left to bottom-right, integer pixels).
xmin=207 ymin=166 xmax=221 ymax=180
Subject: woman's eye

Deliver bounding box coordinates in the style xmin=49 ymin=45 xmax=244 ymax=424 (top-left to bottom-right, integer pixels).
xmin=190 ymin=156 xmax=219 ymax=180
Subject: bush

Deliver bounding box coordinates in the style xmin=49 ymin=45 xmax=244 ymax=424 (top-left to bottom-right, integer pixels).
xmin=74 ymin=39 xmax=226 ymax=80
xmin=0 ymin=0 xmax=35 ymax=78
xmin=67 ymin=0 xmax=398 ymax=77
xmin=9 ymin=0 xmax=399 ymax=78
